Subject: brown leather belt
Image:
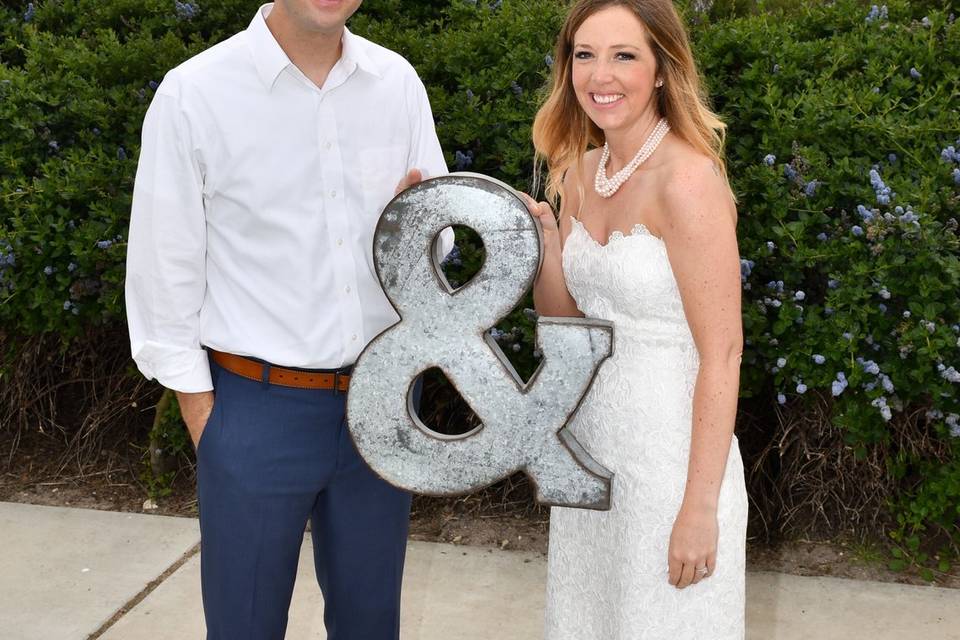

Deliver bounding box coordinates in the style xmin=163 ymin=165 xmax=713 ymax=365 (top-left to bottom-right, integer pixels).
xmin=210 ymin=350 xmax=350 ymax=391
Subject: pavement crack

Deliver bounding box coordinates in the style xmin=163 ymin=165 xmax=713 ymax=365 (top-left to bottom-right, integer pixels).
xmin=86 ymin=541 xmax=201 ymax=639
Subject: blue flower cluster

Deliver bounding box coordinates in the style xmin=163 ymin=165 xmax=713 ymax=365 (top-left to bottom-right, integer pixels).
xmin=763 ymin=154 xmax=776 ymax=166
xmin=510 ymin=81 xmax=523 ymax=97
xmin=858 ymin=356 xmax=895 ymax=396
xmin=175 ymin=1 xmax=199 ymax=21
xmin=96 ymin=234 xmax=123 ymax=250
xmin=869 ymin=168 xmax=892 ymax=205
xmin=893 ymin=205 xmax=919 ymax=225
xmin=23 ymin=2 xmax=35 ymax=22
xmin=783 ymin=163 xmax=799 ymax=183
xmin=803 ymin=180 xmax=819 ymax=198
xmin=831 ymin=371 xmax=848 ymax=396
xmin=939 ymin=364 xmax=960 ymax=383
xmin=910 ymin=68 xmax=922 ymax=80
xmin=871 ymin=396 xmax=893 ymax=422
xmin=761 ymin=279 xmax=785 ymax=310
xmin=949 ymin=414 xmax=960 ymax=438
xmin=812 ymin=354 xmax=826 ymax=364
xmin=453 ymin=150 xmax=474 ymax=171
xmin=941 ymin=139 xmax=960 ymax=185
xmin=544 ymin=55 xmax=554 ymax=69
xmin=865 ymin=4 xmax=888 ymax=23
xmin=739 ymin=258 xmax=754 ymax=285
xmin=858 ymin=357 xmax=880 ymax=376
xmin=62 ymin=300 xmax=79 ymax=315
xmin=927 ymin=410 xmax=960 ymax=438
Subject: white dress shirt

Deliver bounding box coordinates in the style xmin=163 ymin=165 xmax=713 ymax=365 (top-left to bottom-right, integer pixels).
xmin=125 ymin=3 xmax=452 ymax=393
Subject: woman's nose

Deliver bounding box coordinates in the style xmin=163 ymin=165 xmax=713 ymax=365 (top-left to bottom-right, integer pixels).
xmin=590 ymin=60 xmax=615 ymax=84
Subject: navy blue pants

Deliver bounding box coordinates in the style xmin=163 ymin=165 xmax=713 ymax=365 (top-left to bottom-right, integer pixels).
xmin=196 ymin=358 xmax=413 ymax=640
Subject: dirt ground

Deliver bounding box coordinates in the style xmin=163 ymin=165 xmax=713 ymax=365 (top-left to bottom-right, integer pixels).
xmin=2 ymin=436 xmax=957 ymax=590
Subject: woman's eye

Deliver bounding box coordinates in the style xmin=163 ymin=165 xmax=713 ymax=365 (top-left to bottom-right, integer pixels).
xmin=615 ymin=52 xmax=636 ymax=61
xmin=574 ymin=51 xmax=593 ymax=60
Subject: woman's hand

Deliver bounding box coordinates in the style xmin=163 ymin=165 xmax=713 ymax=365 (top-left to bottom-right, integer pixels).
xmin=667 ymin=502 xmax=719 ymax=589
xmin=519 ymin=193 xmax=560 ymax=244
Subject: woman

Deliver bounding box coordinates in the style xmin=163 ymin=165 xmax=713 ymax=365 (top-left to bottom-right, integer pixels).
xmin=525 ymin=1 xmax=748 ymax=638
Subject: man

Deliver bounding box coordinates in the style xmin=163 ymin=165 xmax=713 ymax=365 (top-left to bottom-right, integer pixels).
xmin=125 ymin=1 xmax=451 ymax=637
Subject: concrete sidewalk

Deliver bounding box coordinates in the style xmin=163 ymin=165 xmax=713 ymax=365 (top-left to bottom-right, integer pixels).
xmin=2 ymin=502 xmax=958 ymax=640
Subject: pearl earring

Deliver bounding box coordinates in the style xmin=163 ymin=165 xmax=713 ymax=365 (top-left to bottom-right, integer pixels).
xmin=655 ymin=79 xmax=664 ymax=88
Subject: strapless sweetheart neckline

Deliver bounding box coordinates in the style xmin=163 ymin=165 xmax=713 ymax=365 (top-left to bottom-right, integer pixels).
xmin=569 ymin=216 xmax=664 ymax=249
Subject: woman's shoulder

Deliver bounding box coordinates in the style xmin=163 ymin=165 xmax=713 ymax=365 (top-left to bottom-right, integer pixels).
xmin=651 ymin=140 xmax=735 ymax=235
xmin=657 ymin=145 xmax=732 ymax=215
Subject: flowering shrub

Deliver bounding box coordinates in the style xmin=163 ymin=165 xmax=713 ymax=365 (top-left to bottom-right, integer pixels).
xmin=1 ymin=0 xmax=957 ymax=577
xmin=695 ymin=1 xmax=960 ymax=576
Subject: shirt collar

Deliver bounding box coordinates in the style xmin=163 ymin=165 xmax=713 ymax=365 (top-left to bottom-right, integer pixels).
xmin=341 ymin=27 xmax=382 ymax=79
xmin=247 ymin=4 xmax=382 ymax=90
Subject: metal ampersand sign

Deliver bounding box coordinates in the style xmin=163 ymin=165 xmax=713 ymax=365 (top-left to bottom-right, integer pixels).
xmin=346 ymin=173 xmax=614 ymax=509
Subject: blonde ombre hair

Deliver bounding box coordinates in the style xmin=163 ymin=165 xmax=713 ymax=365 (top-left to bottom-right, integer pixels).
xmin=532 ymin=0 xmax=732 ymax=207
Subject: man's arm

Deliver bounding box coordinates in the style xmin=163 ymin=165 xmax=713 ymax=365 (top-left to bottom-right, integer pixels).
xmin=125 ymin=77 xmax=213 ymax=443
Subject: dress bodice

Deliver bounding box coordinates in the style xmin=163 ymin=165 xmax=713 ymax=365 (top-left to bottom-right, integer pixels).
xmin=562 ymin=217 xmax=696 ymax=353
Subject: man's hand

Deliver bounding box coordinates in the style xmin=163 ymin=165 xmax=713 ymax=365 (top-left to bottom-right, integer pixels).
xmin=394 ymin=168 xmax=424 ymax=196
xmin=176 ymin=390 xmax=215 ymax=449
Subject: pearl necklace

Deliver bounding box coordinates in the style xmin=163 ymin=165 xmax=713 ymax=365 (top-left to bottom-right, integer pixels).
xmin=594 ymin=117 xmax=671 ymax=198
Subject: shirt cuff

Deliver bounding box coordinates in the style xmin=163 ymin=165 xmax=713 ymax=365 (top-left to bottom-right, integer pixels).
xmin=131 ymin=341 xmax=213 ymax=393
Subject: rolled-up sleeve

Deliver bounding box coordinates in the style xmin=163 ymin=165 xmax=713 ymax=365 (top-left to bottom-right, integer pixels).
xmin=125 ymin=77 xmax=212 ymax=393
xmin=406 ymin=74 xmax=455 ymax=261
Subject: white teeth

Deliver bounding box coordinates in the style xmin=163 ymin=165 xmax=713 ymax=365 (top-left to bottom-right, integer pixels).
xmin=592 ymin=93 xmax=623 ymax=104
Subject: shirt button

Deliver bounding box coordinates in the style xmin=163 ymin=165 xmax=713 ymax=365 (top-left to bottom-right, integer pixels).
xmin=337 ymin=238 xmax=343 ymax=246
xmin=330 ymin=190 xmax=337 ymax=198
xmin=324 ymin=141 xmax=332 ymax=150
xmin=345 ymin=285 xmax=351 ymax=294
xmin=351 ymin=334 xmax=358 ymax=341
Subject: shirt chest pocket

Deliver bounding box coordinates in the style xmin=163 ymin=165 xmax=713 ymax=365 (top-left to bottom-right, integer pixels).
xmin=358 ymin=145 xmax=408 ymax=219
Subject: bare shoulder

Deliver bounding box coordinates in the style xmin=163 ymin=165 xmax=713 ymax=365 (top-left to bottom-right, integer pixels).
xmin=657 ymin=148 xmax=736 ymax=237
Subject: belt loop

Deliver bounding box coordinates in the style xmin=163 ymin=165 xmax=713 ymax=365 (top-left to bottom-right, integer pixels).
xmin=261 ymin=362 xmax=272 ymax=389
xmin=333 ymin=371 xmax=341 ymax=395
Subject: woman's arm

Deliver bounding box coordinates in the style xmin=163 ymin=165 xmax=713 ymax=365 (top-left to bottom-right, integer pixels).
xmin=530 ymin=167 xmax=584 ymax=318
xmin=659 ymin=157 xmax=743 ymax=589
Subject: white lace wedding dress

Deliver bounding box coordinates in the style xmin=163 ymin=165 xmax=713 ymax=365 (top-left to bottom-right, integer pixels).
xmin=544 ymin=218 xmax=748 ymax=639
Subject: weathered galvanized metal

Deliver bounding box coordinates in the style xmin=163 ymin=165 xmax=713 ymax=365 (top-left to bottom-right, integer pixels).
xmin=346 ymin=173 xmax=615 ymax=509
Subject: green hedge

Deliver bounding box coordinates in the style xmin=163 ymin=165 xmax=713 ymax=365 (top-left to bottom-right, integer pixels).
xmin=2 ymin=0 xmax=959 ymax=577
